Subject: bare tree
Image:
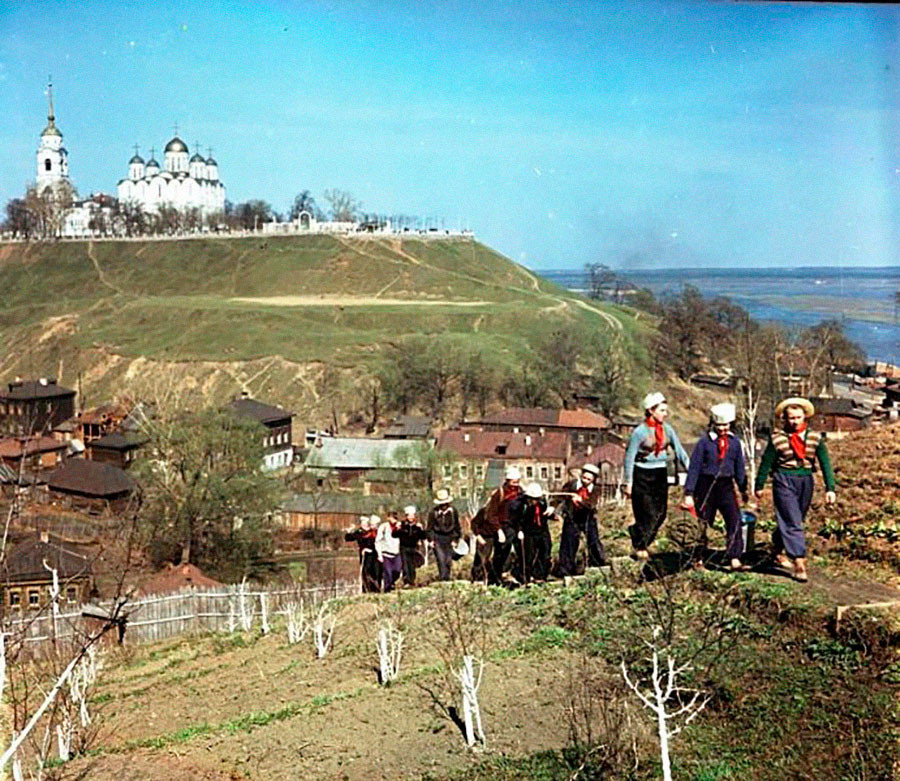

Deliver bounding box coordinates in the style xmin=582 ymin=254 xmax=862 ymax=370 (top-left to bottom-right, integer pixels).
xmin=322 ymin=189 xmax=359 ymax=222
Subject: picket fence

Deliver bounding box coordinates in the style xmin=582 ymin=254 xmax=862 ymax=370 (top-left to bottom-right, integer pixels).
xmin=4 ymin=580 xmax=360 ymax=656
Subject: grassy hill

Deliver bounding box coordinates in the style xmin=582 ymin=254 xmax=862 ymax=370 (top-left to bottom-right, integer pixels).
xmin=0 ymin=235 xmax=651 ymax=421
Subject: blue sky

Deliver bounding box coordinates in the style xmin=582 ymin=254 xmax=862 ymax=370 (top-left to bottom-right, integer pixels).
xmin=2 ymin=0 xmax=900 ymax=270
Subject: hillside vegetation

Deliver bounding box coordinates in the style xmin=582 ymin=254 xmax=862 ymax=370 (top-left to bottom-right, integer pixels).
xmin=0 ymin=236 xmax=649 ymax=420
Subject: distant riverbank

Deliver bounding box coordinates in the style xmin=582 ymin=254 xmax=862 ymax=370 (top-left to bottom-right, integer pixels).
xmin=538 ymin=266 xmax=900 ymax=364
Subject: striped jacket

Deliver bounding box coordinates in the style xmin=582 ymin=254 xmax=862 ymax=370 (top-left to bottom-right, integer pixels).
xmin=754 ymin=427 xmax=835 ymax=493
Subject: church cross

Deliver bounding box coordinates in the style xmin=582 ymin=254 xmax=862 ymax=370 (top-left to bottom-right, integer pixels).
xmin=149 ymin=147 xmax=156 ymax=160
xmin=172 ymin=122 xmax=179 ymax=137
xmin=133 ymin=143 xmax=140 ymax=157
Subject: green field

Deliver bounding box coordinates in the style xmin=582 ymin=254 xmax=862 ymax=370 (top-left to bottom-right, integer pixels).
xmin=0 ymin=235 xmax=650 ymax=417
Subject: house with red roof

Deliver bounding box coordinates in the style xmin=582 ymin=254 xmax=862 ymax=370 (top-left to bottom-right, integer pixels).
xmin=460 ymin=406 xmax=611 ymax=454
xmin=435 ymin=429 xmax=570 ymax=498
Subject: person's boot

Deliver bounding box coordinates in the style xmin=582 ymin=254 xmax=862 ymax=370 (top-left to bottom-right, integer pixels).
xmin=793 ymin=557 xmax=809 ymax=583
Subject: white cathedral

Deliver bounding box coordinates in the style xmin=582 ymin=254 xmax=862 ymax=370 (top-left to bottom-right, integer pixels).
xmin=117 ymin=135 xmax=226 ymax=218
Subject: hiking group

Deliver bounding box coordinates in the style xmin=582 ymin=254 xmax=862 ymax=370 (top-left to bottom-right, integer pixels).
xmin=344 ymin=391 xmax=836 ymax=589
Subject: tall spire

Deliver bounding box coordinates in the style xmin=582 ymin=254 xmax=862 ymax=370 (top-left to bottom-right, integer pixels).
xmin=47 ymin=75 xmax=55 ymax=122
xmin=41 ymin=76 xmax=61 ymax=137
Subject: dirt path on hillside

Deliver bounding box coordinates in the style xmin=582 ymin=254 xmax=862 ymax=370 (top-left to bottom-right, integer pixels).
xmin=231 ymin=295 xmax=490 ymax=307
xmin=88 ymin=241 xmax=126 ymax=295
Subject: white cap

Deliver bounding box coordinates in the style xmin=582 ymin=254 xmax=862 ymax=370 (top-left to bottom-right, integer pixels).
xmin=581 ymin=463 xmax=600 ymax=476
xmin=504 ymin=465 xmax=522 ymax=481
xmin=403 ymin=505 xmax=417 ymax=516
xmin=642 ymin=392 xmax=666 ymax=412
xmin=369 ymin=514 xmax=381 ymax=525
xmin=524 ymin=482 xmax=543 ymax=499
xmin=710 ymin=402 xmax=736 ymax=425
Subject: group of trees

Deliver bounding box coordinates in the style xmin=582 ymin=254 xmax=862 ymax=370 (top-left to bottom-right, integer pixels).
xmin=370 ymin=325 xmax=637 ymax=425
xmin=3 ymin=183 xmax=76 ymax=239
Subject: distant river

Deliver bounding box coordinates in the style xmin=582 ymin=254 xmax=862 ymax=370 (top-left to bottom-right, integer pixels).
xmin=537 ymin=266 xmax=900 ymax=364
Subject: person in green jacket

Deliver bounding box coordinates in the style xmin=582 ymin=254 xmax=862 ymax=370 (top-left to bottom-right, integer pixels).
xmin=754 ymin=397 xmax=836 ymax=583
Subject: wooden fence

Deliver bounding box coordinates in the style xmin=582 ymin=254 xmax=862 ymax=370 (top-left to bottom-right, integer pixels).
xmin=3 ymin=580 xmax=360 ymax=656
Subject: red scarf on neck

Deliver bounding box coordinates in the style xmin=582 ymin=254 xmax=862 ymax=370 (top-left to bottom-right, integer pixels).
xmin=716 ymin=433 xmax=729 ymax=461
xmin=645 ymin=416 xmax=665 ymax=455
xmin=503 ymin=482 xmax=520 ymax=503
xmin=789 ymin=422 xmax=808 ymax=461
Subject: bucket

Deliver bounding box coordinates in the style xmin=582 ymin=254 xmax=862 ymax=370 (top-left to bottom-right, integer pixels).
xmin=740 ymin=509 xmax=757 ymax=552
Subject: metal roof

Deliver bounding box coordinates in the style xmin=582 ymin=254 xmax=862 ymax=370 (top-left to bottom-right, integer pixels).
xmin=304 ymin=438 xmax=428 ymax=470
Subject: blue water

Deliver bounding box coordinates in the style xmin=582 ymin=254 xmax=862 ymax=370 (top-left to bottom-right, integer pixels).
xmin=538 ymin=266 xmax=900 ymax=364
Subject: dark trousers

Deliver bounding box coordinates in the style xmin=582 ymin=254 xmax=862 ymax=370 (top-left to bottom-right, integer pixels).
xmin=516 ymin=530 xmax=552 ymax=583
xmin=361 ymin=550 xmax=382 ymax=593
xmin=772 ymin=473 xmax=813 ymax=559
xmin=471 ymin=534 xmax=510 ymax=585
xmin=695 ymin=475 xmax=744 ymax=560
xmin=630 ymin=467 xmax=669 ymax=551
xmin=400 ymin=547 xmax=418 ymax=585
xmin=558 ymin=516 xmax=605 ymax=576
xmin=381 ymin=554 xmax=402 ymax=592
xmin=433 ymin=534 xmax=453 ymax=581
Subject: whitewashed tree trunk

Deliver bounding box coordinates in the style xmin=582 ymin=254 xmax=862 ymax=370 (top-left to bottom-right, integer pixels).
xmin=621 ymin=627 xmax=709 ymax=781
xmin=56 ymin=712 xmax=72 ymax=762
xmin=238 ymin=580 xmax=252 ymax=632
xmin=42 ymin=562 xmax=60 ymax=646
xmin=285 ymin=602 xmax=309 ymax=645
xmin=456 ymin=655 xmax=485 ymax=747
xmin=312 ymin=603 xmax=336 ymax=659
xmin=376 ymin=623 xmax=403 ymax=685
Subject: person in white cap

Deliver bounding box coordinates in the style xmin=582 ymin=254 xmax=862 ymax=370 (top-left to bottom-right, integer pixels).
xmin=623 ymin=391 xmax=690 ymax=560
xmin=556 ymin=463 xmax=607 ymax=575
xmin=509 ymin=482 xmax=554 ymax=583
xmin=470 ymin=464 xmax=522 ymax=584
xmin=393 ymin=504 xmax=426 ymax=587
xmin=427 ymin=488 xmax=462 ymax=581
xmin=753 ymin=397 xmax=835 ymax=583
xmin=344 ymin=515 xmax=382 ymax=592
xmin=375 ymin=513 xmax=403 ymax=592
xmin=683 ymin=402 xmax=750 ymax=571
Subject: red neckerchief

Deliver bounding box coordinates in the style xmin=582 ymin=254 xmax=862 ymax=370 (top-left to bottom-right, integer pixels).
xmin=716 ymin=433 xmax=729 ymax=462
xmin=362 ymin=527 xmax=377 ymax=540
xmin=532 ymin=503 xmax=542 ymax=527
xmin=646 ymin=416 xmax=665 ymax=455
xmin=789 ymin=423 xmax=807 ymax=461
xmin=502 ymin=482 xmax=520 ymax=503
xmin=577 ymin=483 xmax=591 ymax=501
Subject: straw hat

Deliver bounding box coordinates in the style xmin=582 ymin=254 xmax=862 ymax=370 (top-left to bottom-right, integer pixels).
xmin=710 ymin=402 xmax=736 ymax=425
xmin=524 ymin=481 xmax=543 ymax=499
xmin=642 ymin=391 xmax=666 ymax=412
xmin=581 ymin=463 xmax=600 ymax=476
xmin=775 ymin=397 xmax=814 ymax=418
xmin=433 ymin=488 xmax=452 ymax=505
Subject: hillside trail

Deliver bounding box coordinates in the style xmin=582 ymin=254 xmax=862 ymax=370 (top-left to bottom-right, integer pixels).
xmin=87 ymin=240 xmax=126 ymax=295
xmin=340 ymin=236 xmax=623 ymax=330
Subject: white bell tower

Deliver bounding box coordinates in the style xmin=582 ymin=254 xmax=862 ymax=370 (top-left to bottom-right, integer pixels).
xmin=35 ymin=77 xmax=70 ymax=193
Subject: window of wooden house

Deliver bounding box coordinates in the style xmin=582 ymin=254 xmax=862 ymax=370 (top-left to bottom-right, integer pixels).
xmin=589 ymin=432 xmax=597 ymax=443
xmin=66 ymin=587 xmax=77 ymax=602
xmin=9 ymin=591 xmax=20 ymax=607
xmin=442 ymin=464 xmax=452 ymax=479
xmin=577 ymin=433 xmax=585 ymax=443
xmin=460 ymin=485 xmax=468 ymax=497
xmin=28 ymin=590 xmax=39 ymax=606
xmin=554 ymin=466 xmax=562 ymax=480
xmin=525 ymin=465 xmax=534 ymax=479
xmin=540 ymin=466 xmax=548 ymax=480
xmin=474 ymin=463 xmax=485 ymax=478
xmin=459 ymin=464 xmax=468 ymax=479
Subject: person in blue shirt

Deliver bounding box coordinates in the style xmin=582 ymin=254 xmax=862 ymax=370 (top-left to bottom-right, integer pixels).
xmin=624 ymin=392 xmax=690 ymax=560
xmin=683 ymin=402 xmax=749 ymax=571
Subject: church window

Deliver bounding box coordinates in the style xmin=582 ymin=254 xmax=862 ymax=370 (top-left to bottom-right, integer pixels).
xmin=44 ymin=159 xmax=52 ymax=171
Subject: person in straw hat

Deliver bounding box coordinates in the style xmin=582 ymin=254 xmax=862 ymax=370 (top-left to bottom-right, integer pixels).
xmin=754 ymin=397 xmax=836 ymax=583
xmin=683 ymin=402 xmax=750 ymax=571
xmin=427 ymin=488 xmax=462 ymax=581
xmin=624 ymin=391 xmax=690 ymax=560
xmin=555 ymin=463 xmax=607 ymax=576
xmin=470 ymin=464 xmax=522 ymax=584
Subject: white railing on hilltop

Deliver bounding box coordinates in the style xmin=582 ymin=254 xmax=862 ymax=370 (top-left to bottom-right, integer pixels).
xmin=3 ymin=580 xmax=359 ymax=655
